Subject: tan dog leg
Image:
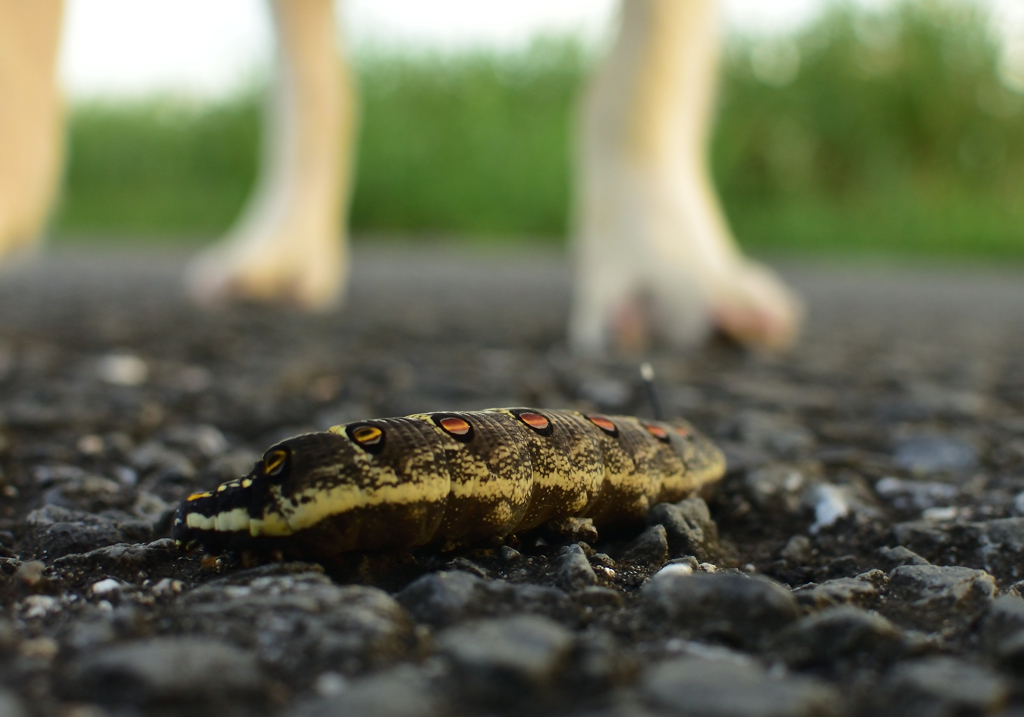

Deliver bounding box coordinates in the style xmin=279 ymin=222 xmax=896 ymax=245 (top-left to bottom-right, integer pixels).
xmin=187 ymin=0 xmax=356 ymax=309
xmin=570 ymin=0 xmax=803 ymax=354
xmin=0 ymin=0 xmax=64 ymax=259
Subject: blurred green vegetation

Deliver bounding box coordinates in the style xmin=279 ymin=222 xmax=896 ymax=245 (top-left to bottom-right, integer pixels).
xmin=53 ymin=0 xmax=1024 ymax=257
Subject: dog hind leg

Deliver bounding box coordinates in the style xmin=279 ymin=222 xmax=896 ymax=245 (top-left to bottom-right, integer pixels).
xmin=570 ymin=0 xmax=803 ymax=354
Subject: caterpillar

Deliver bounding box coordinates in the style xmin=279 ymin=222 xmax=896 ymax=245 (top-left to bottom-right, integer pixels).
xmin=172 ymin=408 xmax=726 ymax=558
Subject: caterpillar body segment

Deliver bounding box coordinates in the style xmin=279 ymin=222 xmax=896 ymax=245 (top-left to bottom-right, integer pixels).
xmin=172 ymin=408 xmax=726 ymax=557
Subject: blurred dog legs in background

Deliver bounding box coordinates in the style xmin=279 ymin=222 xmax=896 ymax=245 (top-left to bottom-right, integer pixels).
xmin=0 ymin=0 xmax=801 ymax=353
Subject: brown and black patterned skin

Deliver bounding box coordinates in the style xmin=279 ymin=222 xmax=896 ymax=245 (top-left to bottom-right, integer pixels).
xmin=171 ymin=408 xmax=726 ymax=558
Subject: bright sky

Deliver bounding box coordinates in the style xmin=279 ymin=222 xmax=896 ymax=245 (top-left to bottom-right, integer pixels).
xmin=59 ymin=0 xmax=1022 ymax=98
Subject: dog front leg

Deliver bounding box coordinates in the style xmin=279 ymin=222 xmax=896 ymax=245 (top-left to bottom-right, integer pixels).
xmin=187 ymin=0 xmax=357 ymax=309
xmin=0 ymin=0 xmax=64 ymax=261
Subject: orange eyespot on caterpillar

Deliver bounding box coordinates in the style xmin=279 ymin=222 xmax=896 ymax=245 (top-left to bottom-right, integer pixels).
xmin=587 ymin=414 xmax=618 ymax=436
xmin=517 ymin=411 xmax=550 ymax=431
xmin=644 ymin=423 xmax=669 ymax=441
xmin=264 ymin=450 xmax=288 ymax=476
xmin=434 ymin=415 xmax=474 ymax=441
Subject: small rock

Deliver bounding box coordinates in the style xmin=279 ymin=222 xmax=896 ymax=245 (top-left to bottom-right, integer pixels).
xmin=893 ymin=436 xmax=977 ymax=475
xmin=177 ymin=574 xmax=417 ymax=677
xmin=876 ymin=545 xmax=930 ymax=569
xmin=642 ymin=656 xmax=837 ymax=717
xmin=23 ymin=505 xmax=151 ymax=559
xmin=882 ymin=657 xmax=1009 ymax=715
xmin=980 ymin=595 xmax=1024 ymax=664
xmin=793 ymin=571 xmax=884 ymax=609
xmin=20 ymin=595 xmax=58 ymax=619
xmin=641 ymin=573 xmax=800 ymax=647
xmin=892 ymin=518 xmax=1024 ymax=582
xmin=646 ymin=497 xmax=722 ymax=562
xmin=884 ymin=564 xmax=995 ymax=631
xmin=621 ymin=524 xmax=669 ymax=567
xmin=780 ymin=535 xmax=812 ymax=563
xmin=91 ymin=578 xmax=123 ymax=596
xmin=574 ymin=586 xmax=625 ymax=611
xmin=52 ymin=539 xmax=177 ymax=575
xmin=295 ymin=665 xmax=439 ymax=717
xmin=553 ymin=544 xmax=598 ymax=592
xmin=875 ymin=476 xmax=958 ymax=512
xmin=437 ymin=616 xmax=573 ymax=706
xmin=67 ymin=637 xmax=264 ymax=704
xmin=162 ymin=424 xmax=228 ymax=458
xmin=396 ymin=571 xmax=572 ymax=628
xmin=13 ymin=560 xmax=46 ymax=588
xmin=96 ymin=353 xmax=148 ymax=387
xmin=804 ymin=484 xmax=853 ymax=533
xmin=744 ymin=464 xmax=806 ymax=513
xmin=0 ymin=689 xmax=25 ymax=717
xmin=129 ymin=442 xmax=195 ymax=481
xmin=768 ymin=606 xmax=906 ymax=670
xmin=545 ymin=516 xmax=599 ymax=544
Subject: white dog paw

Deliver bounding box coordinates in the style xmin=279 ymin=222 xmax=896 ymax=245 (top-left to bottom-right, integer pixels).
xmin=185 ymin=230 xmax=346 ymax=310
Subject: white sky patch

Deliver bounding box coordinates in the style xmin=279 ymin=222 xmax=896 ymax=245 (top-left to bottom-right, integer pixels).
xmin=58 ymin=0 xmax=1024 ymax=99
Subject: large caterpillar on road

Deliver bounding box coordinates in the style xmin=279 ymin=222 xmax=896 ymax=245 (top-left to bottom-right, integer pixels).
xmin=172 ymin=408 xmax=726 ymax=558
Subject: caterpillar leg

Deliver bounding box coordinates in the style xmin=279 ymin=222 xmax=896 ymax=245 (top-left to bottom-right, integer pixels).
xmin=185 ymin=0 xmax=356 ymax=309
xmin=0 ymin=0 xmax=64 ymax=263
xmin=569 ymin=0 xmax=802 ymax=355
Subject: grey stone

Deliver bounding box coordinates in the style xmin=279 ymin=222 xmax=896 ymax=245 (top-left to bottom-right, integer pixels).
xmin=890 ymin=518 xmax=1024 ymax=581
xmin=0 ymin=689 xmax=24 ymax=717
xmin=646 ymin=497 xmax=722 ymax=562
xmin=981 ymin=595 xmax=1024 ymax=668
xmin=68 ymin=637 xmax=264 ymax=704
xmin=23 ymin=505 xmax=152 ymax=559
xmin=981 ymin=594 xmax=1024 ymax=649
xmin=293 ymin=665 xmax=439 ymax=717
xmin=51 ymin=538 xmax=177 ymax=574
xmin=877 ymin=545 xmax=930 ymax=569
xmin=874 ymin=476 xmax=958 ymax=511
xmin=437 ymin=615 xmax=574 ymax=705
xmin=793 ymin=571 xmax=885 ymax=609
xmin=883 ymin=657 xmax=1009 ymax=714
xmin=893 ymin=435 xmax=977 ymax=474
xmin=396 ymin=571 xmax=572 ymax=628
xmin=884 ymin=564 xmax=995 ymax=631
xmin=553 ymin=543 xmax=598 ymax=592
xmin=780 ymin=535 xmax=812 ymax=563
xmin=177 ymin=573 xmax=417 ymax=676
xmin=642 ymin=657 xmax=837 ymax=717
xmin=621 ymin=524 xmax=669 ymax=567
xmin=768 ymin=606 xmax=906 ymax=669
xmin=641 ymin=573 xmax=800 ymax=647
xmin=744 ymin=464 xmax=807 ymax=513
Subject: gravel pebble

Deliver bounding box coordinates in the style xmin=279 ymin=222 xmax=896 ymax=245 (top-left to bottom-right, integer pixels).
xmin=641 ymin=656 xmax=838 ymax=717
xmin=437 ymin=615 xmax=574 ymax=706
xmin=66 ymin=636 xmax=265 ymax=704
xmin=641 ymin=573 xmax=800 ymax=647
xmin=883 ymin=564 xmax=996 ymax=631
xmin=646 ymin=497 xmax=722 ymax=562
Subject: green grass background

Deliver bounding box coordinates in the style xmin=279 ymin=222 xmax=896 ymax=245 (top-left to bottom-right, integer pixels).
xmin=53 ymin=0 xmax=1024 ymax=258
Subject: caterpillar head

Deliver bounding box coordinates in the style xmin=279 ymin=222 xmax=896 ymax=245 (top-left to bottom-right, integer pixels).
xmin=171 ymin=431 xmax=361 ymax=555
